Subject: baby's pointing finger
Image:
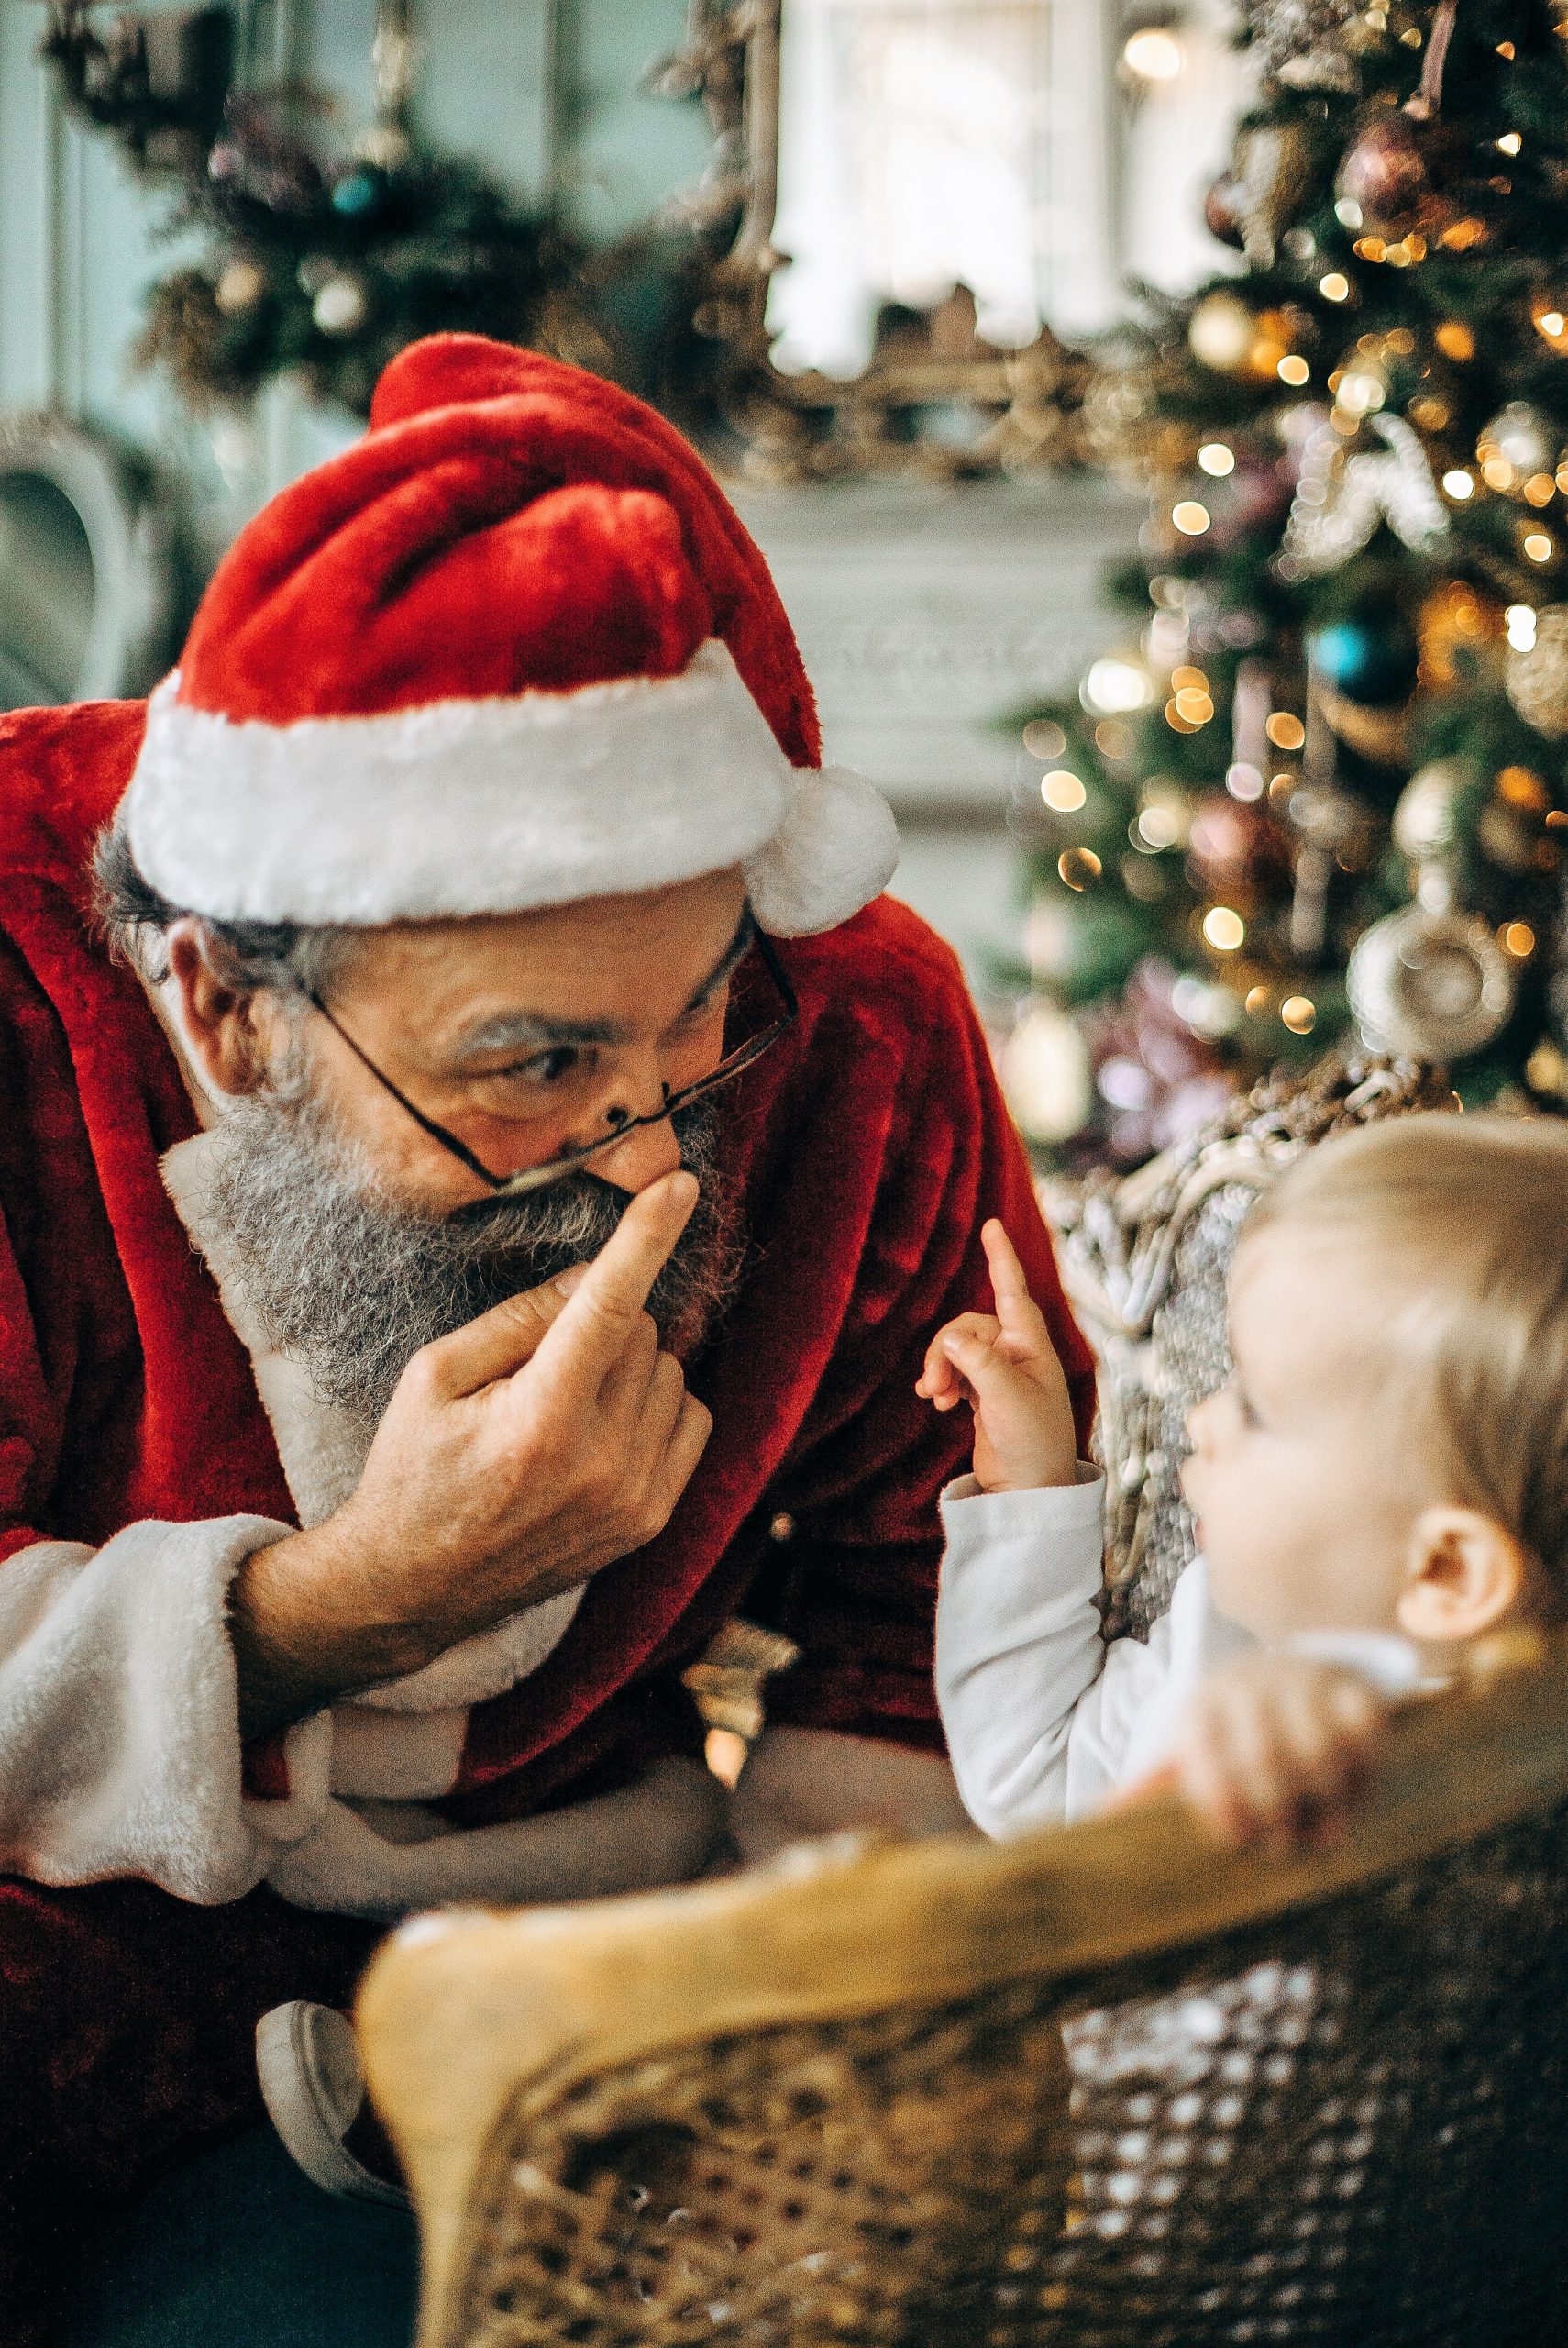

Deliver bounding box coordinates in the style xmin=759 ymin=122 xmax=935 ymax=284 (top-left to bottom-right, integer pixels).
xmin=981 ymin=1221 xmax=1049 ymax=1344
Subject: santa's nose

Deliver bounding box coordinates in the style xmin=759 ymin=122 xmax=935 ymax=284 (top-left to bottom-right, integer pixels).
xmin=591 ymin=1097 xmax=686 ymax=1195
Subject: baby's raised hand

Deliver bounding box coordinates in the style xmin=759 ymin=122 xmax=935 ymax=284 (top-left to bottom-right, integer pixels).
xmin=1168 ymin=1653 xmax=1389 ymax=1850
xmin=916 ymin=1220 xmax=1077 ymax=1491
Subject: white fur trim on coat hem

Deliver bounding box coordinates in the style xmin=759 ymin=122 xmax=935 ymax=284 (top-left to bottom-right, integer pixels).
xmin=259 ymin=1754 xmax=728 ymax=1922
xmin=122 ymin=643 xmax=897 ymax=936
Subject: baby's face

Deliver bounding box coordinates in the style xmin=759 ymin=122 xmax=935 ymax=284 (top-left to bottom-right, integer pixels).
xmin=1181 ymin=1226 xmax=1437 ymax=1641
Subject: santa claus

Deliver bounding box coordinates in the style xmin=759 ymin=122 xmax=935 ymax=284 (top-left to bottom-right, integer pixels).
xmin=0 ymin=335 xmax=1092 ymax=2336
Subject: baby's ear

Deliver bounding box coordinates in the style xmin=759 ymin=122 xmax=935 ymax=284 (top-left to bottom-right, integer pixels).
xmin=1396 ymin=1506 xmax=1528 ymax=1646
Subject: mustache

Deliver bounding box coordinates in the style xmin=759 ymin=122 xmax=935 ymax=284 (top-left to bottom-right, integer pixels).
xmin=446 ymin=1170 xmax=632 ymax=1240
xmin=437 ymin=1103 xmax=722 ymax=1258
xmin=196 ymin=1058 xmax=743 ymax=1433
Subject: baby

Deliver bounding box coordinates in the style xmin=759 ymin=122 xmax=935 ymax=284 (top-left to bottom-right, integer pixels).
xmin=922 ymin=1113 xmax=1568 ymax=1847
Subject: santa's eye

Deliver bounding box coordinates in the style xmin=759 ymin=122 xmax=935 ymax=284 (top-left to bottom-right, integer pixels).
xmin=474 ymin=1045 xmax=600 ymax=1112
xmin=525 ymin=1047 xmax=582 ymax=1085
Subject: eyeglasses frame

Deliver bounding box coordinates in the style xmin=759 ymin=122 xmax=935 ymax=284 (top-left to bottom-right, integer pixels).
xmin=305 ymin=920 xmax=798 ymax=1196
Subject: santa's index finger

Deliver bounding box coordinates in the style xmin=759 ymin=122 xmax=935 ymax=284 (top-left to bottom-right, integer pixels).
xmin=527 ymin=1171 xmax=698 ymax=1398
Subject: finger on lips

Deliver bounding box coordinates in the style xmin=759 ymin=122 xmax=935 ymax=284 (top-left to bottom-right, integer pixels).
xmin=531 ymin=1171 xmax=697 ymax=1392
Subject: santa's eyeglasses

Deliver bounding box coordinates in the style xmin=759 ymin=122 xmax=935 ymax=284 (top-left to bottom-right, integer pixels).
xmin=306 ymin=922 xmax=797 ymax=1196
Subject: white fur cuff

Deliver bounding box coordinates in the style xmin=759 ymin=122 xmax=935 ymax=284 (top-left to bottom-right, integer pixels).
xmin=0 ymin=1519 xmax=295 ymax=1905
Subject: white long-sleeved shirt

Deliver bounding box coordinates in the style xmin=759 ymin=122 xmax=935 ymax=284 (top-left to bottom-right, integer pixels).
xmin=935 ymin=1470 xmax=1428 ymax=1839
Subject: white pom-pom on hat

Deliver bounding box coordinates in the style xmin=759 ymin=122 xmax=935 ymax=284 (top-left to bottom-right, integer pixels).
xmin=745 ymin=764 xmax=901 ymax=937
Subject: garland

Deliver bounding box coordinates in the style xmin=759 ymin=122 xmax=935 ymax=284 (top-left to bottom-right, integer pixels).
xmin=135 ymin=91 xmax=605 ymax=417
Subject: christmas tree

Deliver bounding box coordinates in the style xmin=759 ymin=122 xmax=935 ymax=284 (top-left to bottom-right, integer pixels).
xmin=1006 ymin=0 xmax=1568 ymax=1168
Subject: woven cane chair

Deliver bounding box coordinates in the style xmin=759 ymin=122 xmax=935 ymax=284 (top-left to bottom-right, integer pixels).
xmin=358 ymin=1628 xmax=1568 ymax=2348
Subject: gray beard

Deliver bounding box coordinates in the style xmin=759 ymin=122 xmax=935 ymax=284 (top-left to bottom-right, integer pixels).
xmin=196 ymin=1049 xmax=743 ymax=1434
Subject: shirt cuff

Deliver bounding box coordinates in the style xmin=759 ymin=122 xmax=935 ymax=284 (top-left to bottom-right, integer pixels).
xmin=940 ymin=1463 xmax=1103 ymax=1530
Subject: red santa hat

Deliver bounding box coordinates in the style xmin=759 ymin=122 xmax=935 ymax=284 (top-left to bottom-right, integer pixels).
xmin=122 ymin=335 xmax=897 ymax=935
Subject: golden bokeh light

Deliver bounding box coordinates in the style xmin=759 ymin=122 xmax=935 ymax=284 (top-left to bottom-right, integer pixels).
xmin=1057 ymin=848 xmax=1102 ymax=891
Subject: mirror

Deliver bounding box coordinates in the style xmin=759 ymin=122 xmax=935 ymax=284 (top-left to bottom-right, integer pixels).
xmin=0 ymin=471 xmax=94 ymax=707
xmin=653 ymin=0 xmax=1116 ymax=482
xmin=769 ymin=1 xmax=1069 ymax=380
xmin=0 ymin=414 xmax=182 ymax=711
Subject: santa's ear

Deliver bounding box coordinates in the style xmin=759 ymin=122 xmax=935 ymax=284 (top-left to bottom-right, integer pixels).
xmin=165 ymin=917 xmax=272 ymax=1096
xmin=1396 ymin=1505 xmax=1528 ymax=1646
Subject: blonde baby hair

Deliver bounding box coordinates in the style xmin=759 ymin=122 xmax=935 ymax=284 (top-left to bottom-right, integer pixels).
xmin=1243 ymin=1112 xmax=1568 ymax=1595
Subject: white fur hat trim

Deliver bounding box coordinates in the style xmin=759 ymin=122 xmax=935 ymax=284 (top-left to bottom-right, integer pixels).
xmin=122 ymin=641 xmax=898 ymax=936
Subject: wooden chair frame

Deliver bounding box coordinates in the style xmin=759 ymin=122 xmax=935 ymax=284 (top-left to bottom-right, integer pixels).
xmin=359 ymin=1631 xmax=1568 ymax=2348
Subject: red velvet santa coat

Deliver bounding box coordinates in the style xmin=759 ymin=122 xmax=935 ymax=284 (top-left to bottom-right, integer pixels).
xmin=0 ymin=696 xmax=1093 ymax=2330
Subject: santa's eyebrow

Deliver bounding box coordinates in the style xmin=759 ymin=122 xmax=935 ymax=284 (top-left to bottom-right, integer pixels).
xmin=448 ymin=910 xmax=755 ymax=1064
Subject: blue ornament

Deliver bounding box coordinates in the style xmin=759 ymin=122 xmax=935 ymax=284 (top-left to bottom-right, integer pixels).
xmin=1308 ymin=615 xmax=1418 ymax=707
xmin=331 ymin=168 xmax=383 ymax=219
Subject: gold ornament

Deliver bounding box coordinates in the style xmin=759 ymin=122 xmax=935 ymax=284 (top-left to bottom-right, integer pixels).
xmin=1506 ymin=605 xmax=1568 ymax=738
xmin=1418 ymin=581 xmax=1505 ymax=688
xmin=1478 ymin=767 xmax=1552 ymax=874
xmin=1245 ymin=307 xmax=1295 ymax=379
xmin=1313 ymin=681 xmax=1409 ymax=764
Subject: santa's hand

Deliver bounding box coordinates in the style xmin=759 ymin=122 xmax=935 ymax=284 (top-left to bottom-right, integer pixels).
xmin=1169 ymin=1653 xmax=1388 ymax=1851
xmin=229 ymin=1172 xmax=712 ymax=1735
xmin=916 ymin=1220 xmax=1077 ymax=1491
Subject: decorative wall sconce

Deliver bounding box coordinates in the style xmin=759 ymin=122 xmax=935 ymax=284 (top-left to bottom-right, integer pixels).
xmin=36 ymin=3 xmax=234 ymax=176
